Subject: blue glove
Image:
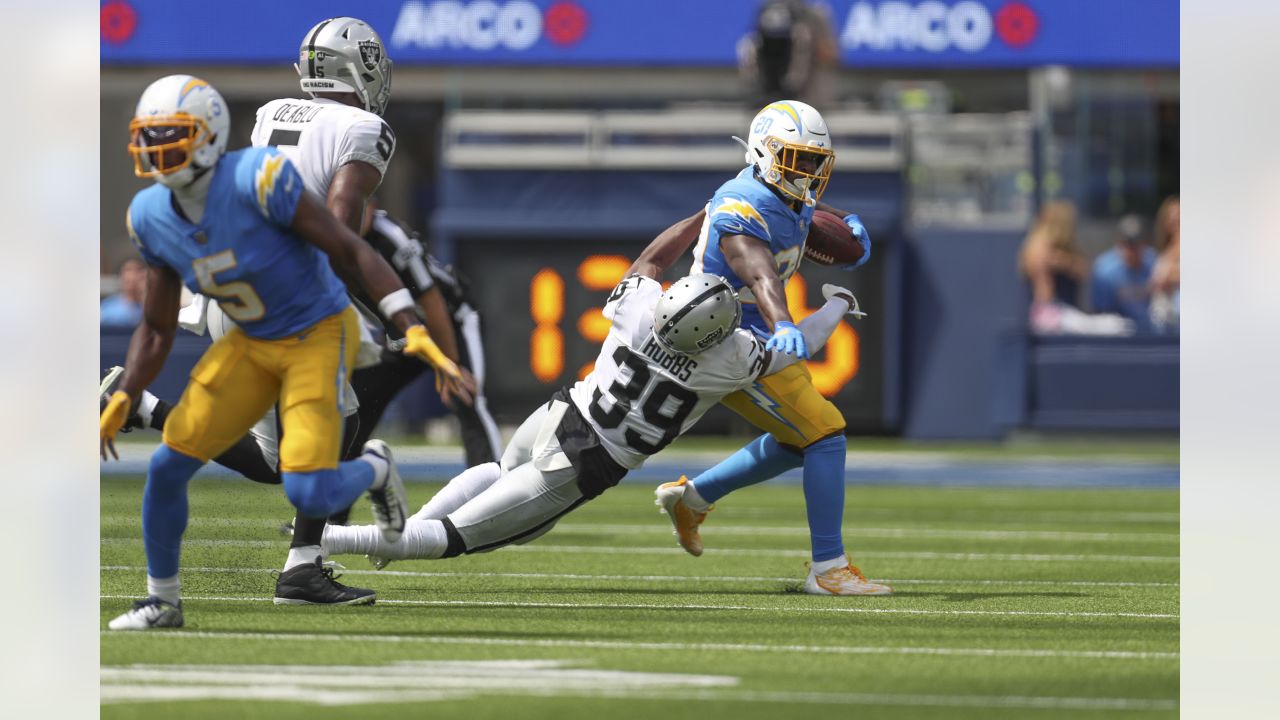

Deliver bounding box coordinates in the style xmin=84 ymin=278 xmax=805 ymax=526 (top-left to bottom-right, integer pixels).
xmin=764 ymin=320 xmax=808 ymax=359
xmin=843 ymin=213 xmax=871 ymax=269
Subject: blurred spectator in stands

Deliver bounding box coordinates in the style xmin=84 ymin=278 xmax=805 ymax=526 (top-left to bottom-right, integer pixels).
xmin=738 ymin=0 xmax=839 ymax=109
xmin=1019 ymin=200 xmax=1087 ymax=308
xmin=100 ymin=257 xmax=145 ymax=328
xmin=1152 ymin=194 xmax=1180 ymax=253
xmin=1020 ymin=200 xmax=1131 ymax=335
xmin=1090 ymin=214 xmax=1157 ymax=333
xmin=1149 ymin=195 xmax=1180 ymax=333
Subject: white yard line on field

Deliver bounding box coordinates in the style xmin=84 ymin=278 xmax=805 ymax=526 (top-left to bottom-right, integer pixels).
xmin=100 ymin=565 xmax=1180 ymax=589
xmin=100 ymin=594 xmax=1177 ymax=619
xmin=584 ymin=688 xmax=1178 ymax=712
xmin=99 ymin=538 xmax=1179 ymax=563
xmin=99 ymin=518 xmax=1179 ymax=542
xmin=99 ymin=629 xmax=1178 ymax=661
xmin=554 ymin=523 xmax=1179 ymax=543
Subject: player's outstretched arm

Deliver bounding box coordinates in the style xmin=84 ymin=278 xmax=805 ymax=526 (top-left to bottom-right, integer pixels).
xmin=417 ymin=286 xmax=476 ymax=407
xmin=628 ymin=209 xmax=706 ymax=279
xmin=720 ymin=233 xmax=811 ymax=358
xmin=720 ymin=234 xmax=792 ymax=329
xmin=762 ymin=285 xmax=862 ymax=376
xmin=120 ymin=264 xmax=183 ymax=398
xmin=291 ymin=191 xmax=472 ymax=391
xmin=102 ymin=264 xmax=182 ymax=458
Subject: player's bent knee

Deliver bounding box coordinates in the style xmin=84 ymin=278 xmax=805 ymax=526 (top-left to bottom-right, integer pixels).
xmin=804 ymin=432 xmax=847 ymax=455
xmin=282 ymin=470 xmax=337 ymax=519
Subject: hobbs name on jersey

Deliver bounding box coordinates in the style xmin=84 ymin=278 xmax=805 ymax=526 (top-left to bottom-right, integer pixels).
xmin=639 ymin=335 xmax=697 ymax=382
xmin=272 ymin=103 xmax=325 ymax=124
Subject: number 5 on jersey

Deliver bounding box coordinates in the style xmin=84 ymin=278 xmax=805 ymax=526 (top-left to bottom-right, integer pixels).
xmin=193 ymin=250 xmax=266 ymax=322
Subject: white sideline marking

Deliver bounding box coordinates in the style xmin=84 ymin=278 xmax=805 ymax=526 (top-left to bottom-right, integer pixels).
xmin=98 ymin=660 xmax=1177 ymax=711
xmin=556 ymin=523 xmax=1180 ymax=543
xmin=99 ymin=537 xmax=1179 ymax=563
xmin=99 ymin=629 xmax=1179 ymax=661
xmin=101 ymin=660 xmax=735 ymax=706
xmin=596 ymin=688 xmax=1177 ymax=712
xmin=101 ymin=594 xmax=1177 ymax=619
xmin=100 ymin=565 xmax=1180 ymax=589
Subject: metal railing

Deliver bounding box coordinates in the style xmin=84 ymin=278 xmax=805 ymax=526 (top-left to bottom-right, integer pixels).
xmin=443 ymin=109 xmax=906 ymax=171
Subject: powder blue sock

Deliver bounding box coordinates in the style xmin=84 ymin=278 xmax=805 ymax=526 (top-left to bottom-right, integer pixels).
xmin=691 ymin=434 xmax=803 ymax=504
xmin=282 ymin=459 xmax=376 ymax=519
xmin=142 ymin=444 xmax=205 ymax=579
xmin=803 ymin=434 xmax=848 ymax=562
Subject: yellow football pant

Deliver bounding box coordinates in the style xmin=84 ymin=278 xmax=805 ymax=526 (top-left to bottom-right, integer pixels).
xmin=162 ymin=306 xmax=360 ymax=472
xmin=720 ymin=362 xmax=846 ymax=449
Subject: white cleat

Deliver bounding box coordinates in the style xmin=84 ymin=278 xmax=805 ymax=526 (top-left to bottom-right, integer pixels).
xmin=654 ymin=476 xmax=711 ymax=557
xmin=107 ymin=596 xmax=184 ymax=630
xmin=803 ymin=556 xmax=893 ymax=596
xmin=367 ymin=554 xmax=392 ymax=571
xmin=363 ymin=440 xmax=408 ymax=543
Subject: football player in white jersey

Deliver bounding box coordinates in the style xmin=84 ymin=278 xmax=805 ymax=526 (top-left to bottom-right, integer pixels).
xmin=314 ymin=267 xmax=867 ymax=569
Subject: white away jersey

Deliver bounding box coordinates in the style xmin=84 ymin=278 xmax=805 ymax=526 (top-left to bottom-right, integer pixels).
xmin=568 ymin=276 xmax=769 ymax=469
xmin=250 ymin=97 xmax=396 ymax=199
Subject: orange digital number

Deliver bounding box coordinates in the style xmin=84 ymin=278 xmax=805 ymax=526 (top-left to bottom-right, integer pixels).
xmin=530 ymin=268 xmax=564 ymax=382
xmin=574 ymin=255 xmax=631 ymax=379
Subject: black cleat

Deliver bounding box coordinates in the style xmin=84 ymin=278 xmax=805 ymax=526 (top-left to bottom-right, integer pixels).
xmin=99 ymin=366 xmax=143 ymax=433
xmin=273 ymin=557 xmax=376 ymax=606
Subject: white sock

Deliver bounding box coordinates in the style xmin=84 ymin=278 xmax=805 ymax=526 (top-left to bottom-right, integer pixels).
xmin=811 ymin=556 xmax=848 ymax=574
xmin=137 ymin=390 xmax=159 ymax=428
xmin=363 ymin=452 xmax=390 ymax=490
xmin=147 ymin=574 xmax=180 ymax=605
xmin=324 ymin=519 xmax=449 ymax=560
xmin=413 ymin=462 xmax=502 ymax=521
xmin=682 ymin=482 xmax=712 ymax=513
xmin=283 ymin=545 xmax=323 ymax=571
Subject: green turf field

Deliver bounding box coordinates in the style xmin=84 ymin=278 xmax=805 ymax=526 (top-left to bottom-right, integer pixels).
xmin=101 ymin=476 xmax=1179 ymax=719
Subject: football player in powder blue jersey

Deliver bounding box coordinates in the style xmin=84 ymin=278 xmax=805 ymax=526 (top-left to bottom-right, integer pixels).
xmin=637 ymin=100 xmax=887 ymax=595
xmin=100 ymin=75 xmax=457 ymax=629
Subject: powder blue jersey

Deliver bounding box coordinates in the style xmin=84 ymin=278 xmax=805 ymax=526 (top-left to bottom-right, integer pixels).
xmin=126 ymin=147 xmax=349 ymax=340
xmin=690 ymin=167 xmax=815 ymax=332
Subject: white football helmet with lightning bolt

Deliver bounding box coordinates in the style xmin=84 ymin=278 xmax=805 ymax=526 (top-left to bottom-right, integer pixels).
xmin=736 ymin=100 xmax=834 ymax=205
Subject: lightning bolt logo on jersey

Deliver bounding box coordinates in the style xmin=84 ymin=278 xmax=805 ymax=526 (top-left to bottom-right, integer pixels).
xmin=127 ymin=146 xmax=349 ymax=339
xmin=690 ymin=166 xmax=816 ymax=332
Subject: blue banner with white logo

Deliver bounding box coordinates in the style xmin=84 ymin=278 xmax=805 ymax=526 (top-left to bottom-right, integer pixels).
xmin=101 ymin=0 xmax=1178 ymax=68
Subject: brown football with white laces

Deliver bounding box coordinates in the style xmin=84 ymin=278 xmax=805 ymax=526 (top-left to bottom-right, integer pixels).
xmin=804 ymin=210 xmax=863 ymax=266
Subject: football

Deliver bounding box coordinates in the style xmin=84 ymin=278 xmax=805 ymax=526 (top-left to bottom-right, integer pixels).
xmin=804 ymin=210 xmax=863 ymax=266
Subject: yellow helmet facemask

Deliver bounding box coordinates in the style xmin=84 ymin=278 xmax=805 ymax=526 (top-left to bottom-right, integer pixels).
xmin=127 ymin=114 xmax=210 ymax=178
xmin=764 ymin=137 xmax=835 ymax=204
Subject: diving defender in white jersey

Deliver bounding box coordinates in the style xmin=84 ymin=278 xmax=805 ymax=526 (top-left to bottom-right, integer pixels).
xmin=317 ymin=266 xmax=869 ymax=569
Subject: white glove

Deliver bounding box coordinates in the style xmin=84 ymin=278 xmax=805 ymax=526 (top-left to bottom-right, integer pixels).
xmin=176 ymin=293 xmax=209 ymax=336
xmin=822 ymin=283 xmax=867 ymax=318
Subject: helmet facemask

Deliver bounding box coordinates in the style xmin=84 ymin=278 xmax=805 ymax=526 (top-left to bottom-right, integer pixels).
xmin=762 ymin=138 xmax=834 ymax=204
xmin=128 ymin=114 xmax=211 ymax=186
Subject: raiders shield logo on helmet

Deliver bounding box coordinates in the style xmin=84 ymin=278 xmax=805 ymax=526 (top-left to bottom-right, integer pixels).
xmin=358 ymin=41 xmax=382 ymax=71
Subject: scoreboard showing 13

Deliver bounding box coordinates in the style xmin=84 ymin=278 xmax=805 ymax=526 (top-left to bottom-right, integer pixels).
xmin=456 ymin=239 xmax=889 ymax=433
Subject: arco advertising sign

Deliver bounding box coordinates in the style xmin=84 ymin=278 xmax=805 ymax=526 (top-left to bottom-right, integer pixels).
xmin=101 ymin=0 xmax=1177 ymax=68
